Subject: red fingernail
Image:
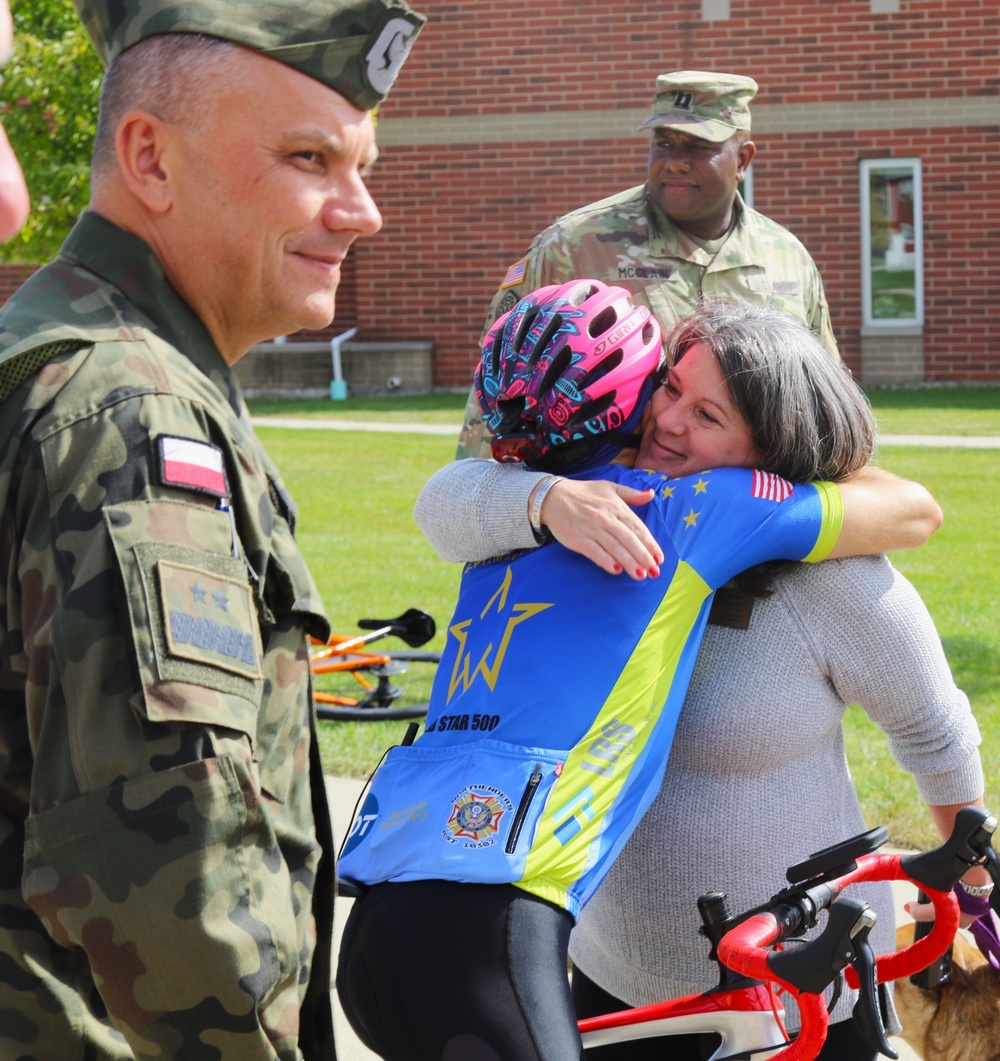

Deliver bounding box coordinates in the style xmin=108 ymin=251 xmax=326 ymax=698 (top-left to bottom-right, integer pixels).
xmin=648 ymin=565 xmax=660 ymax=578
xmin=635 ymin=568 xmax=646 ymax=578
xmin=612 ymin=563 xmax=623 ymax=573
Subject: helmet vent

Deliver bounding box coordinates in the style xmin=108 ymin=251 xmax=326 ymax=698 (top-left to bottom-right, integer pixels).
xmin=496 ymin=396 xmax=528 ymax=431
xmin=588 ymin=305 xmax=619 ymax=337
xmin=530 ymin=312 xmax=565 ymax=364
xmin=512 ymin=306 xmax=542 ymax=354
xmin=577 ymin=347 xmax=623 ymax=392
xmin=569 ymin=392 xmax=616 ymax=427
xmin=538 ymin=342 xmax=574 ymax=396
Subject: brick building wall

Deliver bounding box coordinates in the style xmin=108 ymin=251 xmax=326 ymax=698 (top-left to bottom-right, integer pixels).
xmin=1 ymin=0 xmax=995 ymax=386
xmin=0 ymin=264 xmax=37 ymax=304
xmin=359 ymin=0 xmax=999 ymax=386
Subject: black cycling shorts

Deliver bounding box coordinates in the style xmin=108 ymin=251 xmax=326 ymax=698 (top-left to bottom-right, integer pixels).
xmin=336 ymin=879 xmax=582 ymax=1061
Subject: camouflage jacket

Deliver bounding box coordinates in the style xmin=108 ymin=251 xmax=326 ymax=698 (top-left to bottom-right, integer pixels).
xmin=456 ymin=186 xmax=838 ymax=457
xmin=0 ymin=212 xmax=336 ymax=1060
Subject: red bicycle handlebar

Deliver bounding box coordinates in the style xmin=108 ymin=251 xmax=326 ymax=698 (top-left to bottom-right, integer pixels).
xmin=716 ymin=912 xmax=830 ymax=1061
xmin=831 ymin=852 xmax=959 ymax=987
xmin=716 ymin=850 xmax=961 ymax=1061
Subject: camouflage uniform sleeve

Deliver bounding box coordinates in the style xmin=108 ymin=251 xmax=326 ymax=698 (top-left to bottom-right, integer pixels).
xmin=8 ymin=381 xmax=331 ymax=1060
xmin=804 ymin=258 xmax=840 ymax=360
xmin=455 ymin=224 xmax=581 ymax=460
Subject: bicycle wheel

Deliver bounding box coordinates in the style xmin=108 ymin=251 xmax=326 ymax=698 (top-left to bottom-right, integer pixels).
xmin=313 ymin=650 xmax=441 ymax=722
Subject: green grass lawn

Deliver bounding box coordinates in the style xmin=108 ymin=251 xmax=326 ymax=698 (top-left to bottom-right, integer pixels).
xmin=259 ymin=426 xmax=462 ymax=776
xmin=258 ymin=389 xmax=999 ymax=849
xmin=249 ymin=392 xmax=466 ymax=423
xmin=852 ymin=445 xmax=999 ymax=848
xmin=250 ymin=385 xmax=1000 ymax=436
xmin=867 ymin=386 xmax=1000 ymax=436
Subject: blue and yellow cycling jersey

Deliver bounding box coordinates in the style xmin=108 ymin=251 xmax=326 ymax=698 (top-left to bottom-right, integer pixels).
xmin=340 ymin=465 xmax=842 ymax=918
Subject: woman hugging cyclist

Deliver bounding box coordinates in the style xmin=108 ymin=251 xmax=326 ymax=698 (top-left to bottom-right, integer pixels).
xmin=336 ymin=281 xmax=955 ymax=1061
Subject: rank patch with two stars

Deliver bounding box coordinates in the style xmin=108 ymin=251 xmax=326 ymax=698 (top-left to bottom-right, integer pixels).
xmin=157 ymin=559 xmax=262 ymax=680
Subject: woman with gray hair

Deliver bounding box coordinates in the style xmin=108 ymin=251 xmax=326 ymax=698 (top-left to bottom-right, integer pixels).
xmin=655 ymin=301 xmax=875 ymax=483
xmin=413 ymin=300 xmax=985 ymax=1061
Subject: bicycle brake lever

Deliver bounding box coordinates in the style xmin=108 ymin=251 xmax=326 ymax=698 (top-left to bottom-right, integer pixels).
xmin=901 ymin=806 xmax=997 ymax=893
xmin=850 ymin=915 xmax=897 ymax=1060
xmin=767 ymin=897 xmax=870 ymax=994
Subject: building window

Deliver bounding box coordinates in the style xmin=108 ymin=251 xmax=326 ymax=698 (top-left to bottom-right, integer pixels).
xmin=702 ymin=0 xmax=731 ymax=19
xmin=859 ymin=158 xmax=923 ymax=329
xmin=739 ymin=165 xmax=753 ymax=208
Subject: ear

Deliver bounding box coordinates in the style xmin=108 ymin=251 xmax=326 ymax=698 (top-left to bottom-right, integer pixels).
xmin=736 ymin=138 xmax=756 ymax=180
xmin=114 ymin=110 xmax=175 ymax=214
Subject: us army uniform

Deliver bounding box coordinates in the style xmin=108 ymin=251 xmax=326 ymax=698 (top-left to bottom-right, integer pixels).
xmin=0 ymin=1 xmax=425 ymax=1058
xmin=456 ymin=71 xmax=838 ymax=459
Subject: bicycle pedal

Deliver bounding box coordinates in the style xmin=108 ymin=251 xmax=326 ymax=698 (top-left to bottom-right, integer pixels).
xmin=359 ymin=682 xmax=403 ymax=708
xmin=370 ymin=662 xmax=407 ymax=677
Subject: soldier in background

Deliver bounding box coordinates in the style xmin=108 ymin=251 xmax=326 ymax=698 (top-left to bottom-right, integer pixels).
xmin=456 ymin=70 xmax=838 ymax=458
xmin=0 ymin=1 xmax=423 ymax=1058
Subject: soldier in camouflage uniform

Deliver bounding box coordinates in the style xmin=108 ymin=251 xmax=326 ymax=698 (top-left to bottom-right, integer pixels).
xmin=0 ymin=1 xmax=424 ymax=1058
xmin=457 ymin=70 xmax=838 ymax=458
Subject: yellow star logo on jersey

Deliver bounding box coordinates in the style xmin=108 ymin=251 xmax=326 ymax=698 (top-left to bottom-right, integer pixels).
xmin=661 ymin=483 xmax=675 ymax=499
xmin=683 ymin=508 xmax=700 ymax=528
xmin=692 ymin=478 xmax=709 ymax=494
xmin=446 ymin=566 xmax=553 ymax=703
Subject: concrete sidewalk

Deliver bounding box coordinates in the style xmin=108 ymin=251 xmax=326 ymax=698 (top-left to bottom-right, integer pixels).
xmin=327 ymin=775 xmax=380 ymax=1061
xmin=323 ymin=774 xmax=922 ymax=1061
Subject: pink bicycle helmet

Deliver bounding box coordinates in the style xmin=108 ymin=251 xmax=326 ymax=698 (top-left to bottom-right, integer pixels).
xmin=475 ymin=279 xmax=662 ymax=471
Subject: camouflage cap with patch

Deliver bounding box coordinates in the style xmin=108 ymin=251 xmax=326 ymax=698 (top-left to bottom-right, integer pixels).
xmin=638 ymin=70 xmax=758 ymax=142
xmin=72 ymin=0 xmax=426 ymax=111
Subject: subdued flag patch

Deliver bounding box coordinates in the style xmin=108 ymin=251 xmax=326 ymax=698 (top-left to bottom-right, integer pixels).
xmin=157 ymin=436 xmax=229 ymax=498
xmin=499 ymin=258 xmax=529 ymax=290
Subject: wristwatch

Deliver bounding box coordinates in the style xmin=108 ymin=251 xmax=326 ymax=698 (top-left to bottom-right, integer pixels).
xmin=958 ymin=878 xmax=995 ymax=898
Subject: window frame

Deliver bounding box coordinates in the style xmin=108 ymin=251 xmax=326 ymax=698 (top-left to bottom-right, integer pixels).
xmin=859 ymin=157 xmax=924 ymax=331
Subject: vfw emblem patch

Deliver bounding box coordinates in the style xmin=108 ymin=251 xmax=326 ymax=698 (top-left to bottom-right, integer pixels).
xmin=444 ymin=786 xmax=512 ymax=847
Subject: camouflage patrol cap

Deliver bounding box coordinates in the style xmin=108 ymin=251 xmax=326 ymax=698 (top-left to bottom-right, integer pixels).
xmin=638 ymin=70 xmax=758 ymax=142
xmin=71 ymin=0 xmax=426 ymax=111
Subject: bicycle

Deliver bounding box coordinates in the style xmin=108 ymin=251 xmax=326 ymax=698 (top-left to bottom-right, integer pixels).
xmin=310 ymin=608 xmax=441 ymax=722
xmin=577 ymin=804 xmax=1000 ymax=1061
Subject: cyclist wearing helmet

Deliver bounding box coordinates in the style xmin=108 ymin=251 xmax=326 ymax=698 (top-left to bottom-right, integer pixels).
xmin=336 ymin=282 xmax=942 ymax=1061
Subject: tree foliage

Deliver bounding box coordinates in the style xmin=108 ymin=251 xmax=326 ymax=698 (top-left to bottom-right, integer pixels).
xmin=1 ymin=0 xmax=102 ymax=263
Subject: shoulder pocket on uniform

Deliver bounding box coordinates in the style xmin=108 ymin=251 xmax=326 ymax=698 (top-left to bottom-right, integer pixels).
xmin=104 ymin=499 xmax=263 ymax=734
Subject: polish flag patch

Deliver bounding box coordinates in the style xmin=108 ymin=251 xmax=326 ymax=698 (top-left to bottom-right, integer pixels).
xmin=751 ymin=469 xmax=794 ymax=503
xmin=157 ymin=436 xmax=229 ymax=498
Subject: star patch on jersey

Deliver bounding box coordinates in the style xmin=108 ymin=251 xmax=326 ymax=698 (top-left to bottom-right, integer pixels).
xmin=157 ymin=436 xmax=229 ymax=498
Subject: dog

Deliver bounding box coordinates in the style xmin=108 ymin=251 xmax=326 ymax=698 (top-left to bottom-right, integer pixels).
xmin=893 ymin=923 xmax=1000 ymax=1061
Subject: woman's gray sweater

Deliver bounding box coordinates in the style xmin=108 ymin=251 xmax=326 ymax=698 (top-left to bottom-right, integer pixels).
xmin=413 ymin=459 xmax=983 ymax=1029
